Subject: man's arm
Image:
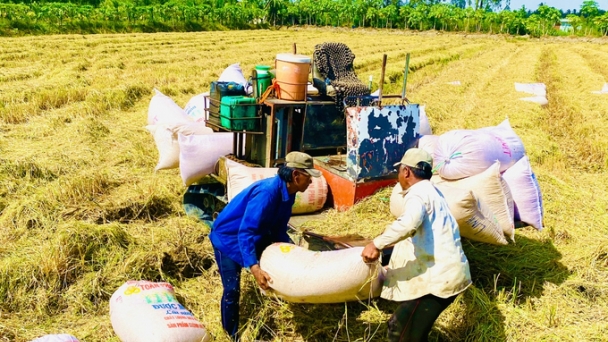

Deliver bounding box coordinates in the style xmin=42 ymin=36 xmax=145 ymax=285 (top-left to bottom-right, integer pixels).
xmin=237 ymin=187 xmax=274 ymax=268
xmin=237 ymin=187 xmax=276 ymax=290
xmin=362 ymin=196 xmax=426 ymax=262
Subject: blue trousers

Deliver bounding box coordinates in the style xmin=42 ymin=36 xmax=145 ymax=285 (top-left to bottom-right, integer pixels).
xmin=213 ymin=246 xmax=242 ymax=342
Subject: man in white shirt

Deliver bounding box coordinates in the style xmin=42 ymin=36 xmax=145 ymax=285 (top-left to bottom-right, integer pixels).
xmin=361 ymin=148 xmax=472 ymax=342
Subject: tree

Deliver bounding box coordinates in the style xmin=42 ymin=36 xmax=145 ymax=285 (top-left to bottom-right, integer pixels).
xmin=594 ymin=12 xmax=608 ymax=35
xmin=537 ymin=4 xmax=561 ymax=35
xmin=566 ymin=13 xmax=582 ymax=35
xmin=580 ymin=1 xmax=599 ymax=18
xmin=580 ymin=1 xmax=600 ymax=34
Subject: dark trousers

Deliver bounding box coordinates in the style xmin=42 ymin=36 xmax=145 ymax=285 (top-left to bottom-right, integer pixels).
xmin=387 ymin=294 xmax=457 ymax=342
xmin=213 ymin=246 xmax=242 ymax=342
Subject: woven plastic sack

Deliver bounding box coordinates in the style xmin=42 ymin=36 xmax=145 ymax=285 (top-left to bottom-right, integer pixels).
xmin=184 ymin=92 xmax=209 ymax=123
xmin=515 ymin=83 xmax=546 ymax=97
xmin=515 ymin=83 xmax=548 ymax=106
xmin=479 ymin=118 xmax=526 ymax=167
xmin=110 ymin=281 xmax=211 ymax=342
xmin=417 ymin=134 xmax=439 ymax=157
xmin=419 ymin=105 xmax=432 ymax=136
xmin=390 ymin=183 xmax=507 ymax=245
xmin=178 ymin=132 xmax=233 ymax=186
xmin=147 ymin=89 xmax=193 ymax=126
xmin=260 ymin=243 xmax=383 ymax=303
xmin=433 ymin=129 xmax=515 ymax=180
xmin=227 ymin=165 xmax=328 ymax=214
xmin=30 ymin=335 xmax=80 ymax=342
xmin=147 ymin=123 xmax=214 ymax=171
xmin=219 ymin=63 xmax=252 ymax=95
xmin=502 ymin=156 xmax=544 ymax=231
xmin=432 ymin=162 xmax=515 ymax=242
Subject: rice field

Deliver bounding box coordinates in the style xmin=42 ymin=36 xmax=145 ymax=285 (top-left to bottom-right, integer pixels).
xmin=1 ymin=27 xmax=608 ymax=341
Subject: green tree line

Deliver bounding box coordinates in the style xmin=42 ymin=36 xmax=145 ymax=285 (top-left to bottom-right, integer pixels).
xmin=0 ymin=0 xmax=607 ymax=36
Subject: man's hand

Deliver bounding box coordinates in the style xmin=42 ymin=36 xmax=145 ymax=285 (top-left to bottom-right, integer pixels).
xmin=250 ymin=264 xmax=272 ymax=290
xmin=361 ymin=242 xmax=381 ymax=263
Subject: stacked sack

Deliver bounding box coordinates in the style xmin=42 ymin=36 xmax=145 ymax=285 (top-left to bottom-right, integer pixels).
xmin=411 ymin=116 xmax=543 ymax=244
xmin=226 ymin=164 xmax=328 ymax=215
xmin=146 ymin=63 xmax=253 ymax=186
xmin=146 ymin=88 xmax=233 ymax=186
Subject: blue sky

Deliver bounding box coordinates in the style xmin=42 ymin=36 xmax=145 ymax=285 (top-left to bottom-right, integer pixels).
xmin=507 ymin=0 xmax=606 ymax=11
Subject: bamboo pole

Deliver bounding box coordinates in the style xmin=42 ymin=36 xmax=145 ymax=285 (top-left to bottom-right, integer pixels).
xmin=378 ymin=54 xmax=387 ymax=107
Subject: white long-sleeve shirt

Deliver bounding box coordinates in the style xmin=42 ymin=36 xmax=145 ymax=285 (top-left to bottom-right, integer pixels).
xmin=373 ymin=180 xmax=472 ymax=301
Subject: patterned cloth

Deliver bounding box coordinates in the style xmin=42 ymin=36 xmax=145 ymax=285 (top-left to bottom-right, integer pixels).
xmin=313 ymin=42 xmax=370 ymax=110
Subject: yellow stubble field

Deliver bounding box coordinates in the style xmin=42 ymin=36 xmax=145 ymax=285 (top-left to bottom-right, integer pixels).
xmin=1 ymin=28 xmax=607 ymax=341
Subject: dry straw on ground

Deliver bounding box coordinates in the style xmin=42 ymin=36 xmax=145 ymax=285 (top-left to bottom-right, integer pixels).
xmin=1 ymin=28 xmax=607 ymax=341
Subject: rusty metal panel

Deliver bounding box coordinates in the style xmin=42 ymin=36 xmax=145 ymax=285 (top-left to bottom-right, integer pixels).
xmin=346 ymin=104 xmax=420 ymax=180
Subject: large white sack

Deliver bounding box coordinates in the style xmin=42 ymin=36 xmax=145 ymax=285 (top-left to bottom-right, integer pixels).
xmin=433 ymin=130 xmax=514 ymax=180
xmin=147 ymin=123 xmax=214 ymax=171
xmin=515 ymin=83 xmax=547 ymax=97
xmin=30 ymin=335 xmax=79 ymax=342
xmin=417 ymin=135 xmax=439 ymax=157
xmin=432 ymin=162 xmax=515 ymax=242
xmin=219 ymin=63 xmax=252 ymax=95
xmin=227 ymin=165 xmax=328 ymax=214
xmin=434 ymin=183 xmax=507 ymax=245
xmin=147 ymin=89 xmax=193 ymax=126
xmin=390 ymin=183 xmax=507 ymax=245
xmin=479 ymin=118 xmax=526 ymax=166
xmin=260 ymin=243 xmax=383 ymax=303
xmin=502 ymin=156 xmax=544 ymax=231
xmin=147 ymin=125 xmax=179 ymax=171
xmin=419 ymin=105 xmax=432 ymax=135
xmin=110 ymin=281 xmax=210 ymax=342
xmin=178 ymin=132 xmax=234 ymax=186
xmin=184 ymin=92 xmax=209 ymax=123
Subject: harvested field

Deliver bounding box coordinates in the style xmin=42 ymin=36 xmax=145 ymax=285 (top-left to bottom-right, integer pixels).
xmin=1 ymin=28 xmax=607 ymax=341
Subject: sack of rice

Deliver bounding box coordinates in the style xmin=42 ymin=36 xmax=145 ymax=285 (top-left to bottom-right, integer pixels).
xmin=219 ymin=63 xmax=252 ymax=95
xmin=433 ymin=118 xmax=526 ymax=181
xmin=419 ymin=105 xmax=433 ymax=136
xmin=390 ymin=183 xmax=507 ymax=245
xmin=479 ymin=118 xmax=526 ymax=166
xmin=227 ymin=165 xmax=328 ymax=214
xmin=502 ymin=156 xmax=544 ymax=231
xmin=147 ymin=89 xmax=193 ymax=126
xmin=178 ymin=132 xmax=234 ymax=186
xmin=110 ymin=281 xmax=211 ymax=342
xmin=260 ymin=243 xmax=383 ymax=303
xmin=417 ymin=134 xmax=439 ymax=157
xmin=147 ymin=122 xmax=214 ymax=171
xmin=184 ymin=92 xmax=209 ymax=123
xmin=433 ymin=130 xmax=514 ymax=180
xmin=432 ymin=162 xmax=515 ymax=242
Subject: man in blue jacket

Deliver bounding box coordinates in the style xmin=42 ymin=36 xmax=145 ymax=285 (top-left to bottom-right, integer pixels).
xmin=209 ymin=151 xmax=321 ymax=341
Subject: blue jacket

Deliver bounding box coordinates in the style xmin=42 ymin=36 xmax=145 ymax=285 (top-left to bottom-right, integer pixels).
xmin=209 ymin=175 xmax=295 ymax=268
